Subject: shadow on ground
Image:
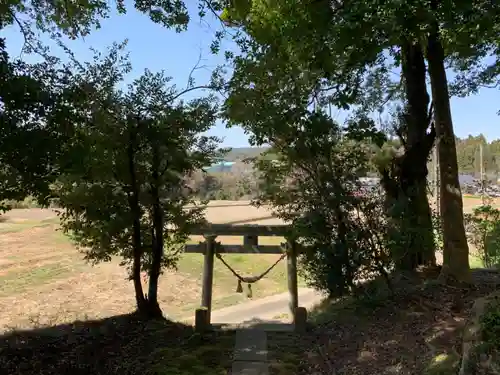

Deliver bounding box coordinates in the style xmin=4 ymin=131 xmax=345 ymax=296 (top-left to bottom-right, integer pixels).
xmin=266 ymin=268 xmax=500 ymax=375
xmin=0 ymin=313 xmax=235 ymax=375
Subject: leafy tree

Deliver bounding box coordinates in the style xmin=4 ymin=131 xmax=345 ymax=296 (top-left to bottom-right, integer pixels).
xmin=253 ymin=112 xmax=393 ymax=297
xmin=0 ymin=0 xmax=101 ymax=211
xmin=189 ymin=160 xmax=260 ymax=200
xmin=465 ymin=199 xmax=500 ymax=269
xmin=456 ymin=135 xmax=497 ymax=178
xmin=221 ymin=0 xmax=438 ymax=272
xmin=0 ymin=0 xmax=192 ymax=47
xmin=0 ymin=38 xmax=78 ymax=212
xmin=0 ymin=0 xmax=216 ymax=214
xmin=221 ymin=0 xmax=499 ymax=282
xmin=55 ymin=47 xmax=222 ymax=318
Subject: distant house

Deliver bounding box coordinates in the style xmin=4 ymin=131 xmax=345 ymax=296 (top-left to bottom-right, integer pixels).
xmin=203 ymin=160 xmax=235 ymax=173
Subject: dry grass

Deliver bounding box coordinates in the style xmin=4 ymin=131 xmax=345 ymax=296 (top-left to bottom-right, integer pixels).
xmin=0 ymin=196 xmax=493 ymax=332
xmin=462 ymin=196 xmax=500 ymax=212
xmin=0 ymin=204 xmax=291 ymax=332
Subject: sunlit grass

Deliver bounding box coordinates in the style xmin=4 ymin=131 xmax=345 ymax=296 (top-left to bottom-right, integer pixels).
xmin=469 ymin=254 xmax=485 ymax=269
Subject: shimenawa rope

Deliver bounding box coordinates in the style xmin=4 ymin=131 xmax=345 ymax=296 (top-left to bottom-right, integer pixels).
xmin=214 ymin=241 xmax=287 ymax=298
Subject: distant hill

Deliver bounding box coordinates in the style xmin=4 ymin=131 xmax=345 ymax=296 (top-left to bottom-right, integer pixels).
xmin=223 ymin=147 xmax=270 ymax=161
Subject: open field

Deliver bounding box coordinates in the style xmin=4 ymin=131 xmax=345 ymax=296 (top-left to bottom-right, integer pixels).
xmin=0 ymin=196 xmax=494 ymax=331
xmin=431 ymin=194 xmax=500 ymax=213
xmin=0 ymin=203 xmax=290 ymax=331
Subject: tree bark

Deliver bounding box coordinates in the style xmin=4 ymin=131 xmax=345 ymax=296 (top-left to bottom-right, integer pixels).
xmin=426 ymin=20 xmax=471 ymax=282
xmin=401 ymin=39 xmax=436 ymax=268
xmin=127 ymin=130 xmax=147 ymax=312
xmin=380 ymin=40 xmax=436 ymax=271
xmin=146 ymin=142 xmax=164 ymax=319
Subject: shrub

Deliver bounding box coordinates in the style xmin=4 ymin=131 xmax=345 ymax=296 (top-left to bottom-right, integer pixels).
xmin=431 ymin=207 xmax=443 ymax=253
xmin=253 ymin=113 xmax=393 ymax=298
xmin=1 ymin=196 xmax=42 ymax=210
xmin=464 ymin=197 xmax=500 ymax=268
xmin=481 ymin=306 xmax=500 ymax=350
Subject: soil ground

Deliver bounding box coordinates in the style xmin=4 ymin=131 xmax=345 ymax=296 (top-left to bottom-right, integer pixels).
xmin=2 ymin=270 xmax=498 ymax=375
xmin=267 ymin=268 xmax=500 ymax=375
xmin=461 ymin=195 xmax=500 ymax=212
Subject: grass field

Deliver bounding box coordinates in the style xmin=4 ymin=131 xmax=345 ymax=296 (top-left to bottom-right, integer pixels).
xmin=0 ymin=197 xmax=496 ymax=332
xmin=0 ymin=204 xmax=291 ymax=331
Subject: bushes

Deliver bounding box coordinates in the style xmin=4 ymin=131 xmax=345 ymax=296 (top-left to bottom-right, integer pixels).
xmin=1 ymin=197 xmax=40 ymax=209
xmin=253 ymin=113 xmax=394 ymax=298
xmin=183 ymin=166 xmax=261 ymax=201
xmin=474 ymin=295 xmax=500 ymax=373
xmin=0 ymin=196 xmax=57 ymax=210
xmin=481 ymin=302 xmax=500 ymax=350
xmin=464 ymin=197 xmax=500 ymax=268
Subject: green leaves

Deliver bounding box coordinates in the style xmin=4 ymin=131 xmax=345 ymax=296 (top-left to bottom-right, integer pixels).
xmin=1 ymin=0 xmax=193 ymax=40
xmin=252 ymin=112 xmax=392 ymax=297
xmin=55 ymin=45 xmax=222 ymax=286
xmin=222 ymin=0 xmax=499 ymax=121
xmin=0 ymin=38 xmax=78 ymax=211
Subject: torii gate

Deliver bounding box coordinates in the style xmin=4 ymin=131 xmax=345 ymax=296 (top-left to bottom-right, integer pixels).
xmin=184 ymin=223 xmax=307 ymax=332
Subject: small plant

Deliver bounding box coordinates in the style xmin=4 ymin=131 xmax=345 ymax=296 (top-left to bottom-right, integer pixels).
xmin=480 ymin=300 xmax=500 ymax=350
xmin=464 ymin=196 xmax=500 ymax=268
xmin=431 ymin=208 xmax=444 ymax=253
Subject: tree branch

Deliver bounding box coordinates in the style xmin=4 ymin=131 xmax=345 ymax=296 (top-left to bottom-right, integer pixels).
xmin=169 ymin=85 xmax=212 ymax=102
xmin=199 ymin=0 xmax=238 ymax=38
xmin=186 ymin=49 xmax=210 ymax=90
xmin=10 ymin=12 xmax=45 ymax=59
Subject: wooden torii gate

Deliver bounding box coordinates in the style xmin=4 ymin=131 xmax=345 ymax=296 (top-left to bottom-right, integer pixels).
xmin=184 ymin=223 xmax=307 ymax=332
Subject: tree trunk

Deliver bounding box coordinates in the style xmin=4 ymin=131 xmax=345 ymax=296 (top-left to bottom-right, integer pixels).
xmin=413 ymin=179 xmax=436 ymax=266
xmin=426 ymin=21 xmax=471 ymax=282
xmin=127 ymin=132 xmax=147 ymax=312
xmin=380 ymin=40 xmax=436 ymax=271
xmin=146 ymin=142 xmax=164 ymax=319
xmin=401 ymin=39 xmax=436 ymax=268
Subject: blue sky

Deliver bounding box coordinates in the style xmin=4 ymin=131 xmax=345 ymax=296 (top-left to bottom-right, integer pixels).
xmin=2 ymin=4 xmax=499 ymax=147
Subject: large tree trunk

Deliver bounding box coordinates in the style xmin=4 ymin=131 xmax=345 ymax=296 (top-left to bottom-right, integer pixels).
xmin=400 ymin=40 xmax=436 ymax=268
xmin=426 ymin=19 xmax=471 ymax=282
xmin=380 ymin=40 xmax=436 ymax=271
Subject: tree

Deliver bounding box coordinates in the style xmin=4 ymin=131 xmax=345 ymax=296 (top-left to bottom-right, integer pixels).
xmin=0 ymin=38 xmax=79 ymax=212
xmin=55 ymin=47 xmax=222 ymax=318
xmin=222 ymin=0 xmax=438 ymax=272
xmin=253 ymin=111 xmax=393 ymax=297
xmin=0 ymin=0 xmax=191 ymax=46
xmin=221 ymin=0 xmax=499 ymax=282
xmin=455 ymin=135 xmax=497 ymax=177
xmin=0 ymin=0 xmax=218 ymax=213
xmin=423 ymin=0 xmax=498 ymax=281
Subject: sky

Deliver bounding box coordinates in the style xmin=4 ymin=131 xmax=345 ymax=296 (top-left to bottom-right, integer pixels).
xmin=1 ymin=3 xmax=499 ymax=147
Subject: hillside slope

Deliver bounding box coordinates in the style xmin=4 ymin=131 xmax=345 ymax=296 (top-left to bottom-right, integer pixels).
xmin=223 ymin=147 xmax=270 ymax=161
